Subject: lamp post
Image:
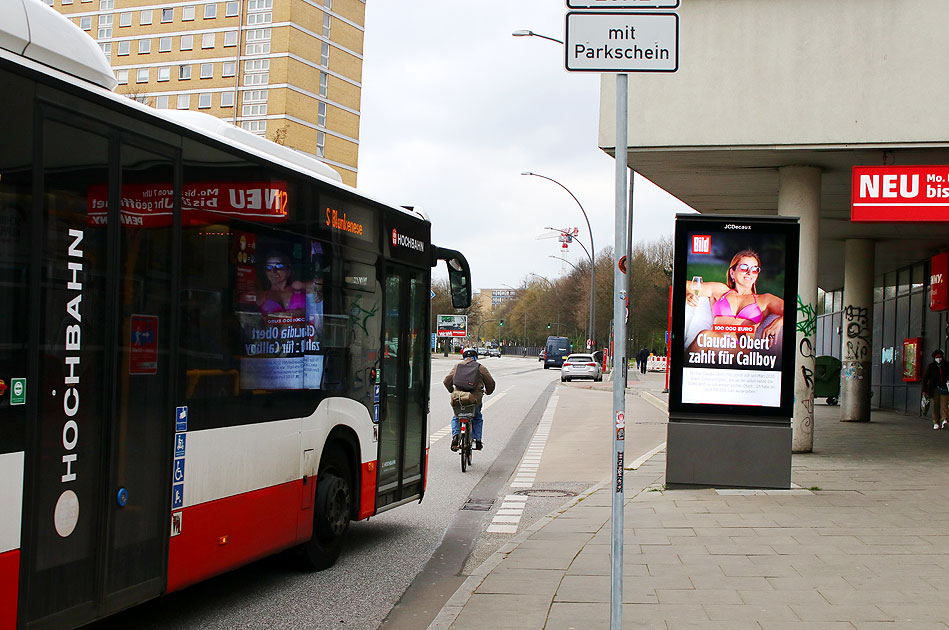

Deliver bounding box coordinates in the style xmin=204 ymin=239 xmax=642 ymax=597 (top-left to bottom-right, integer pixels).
xmin=511 ymin=29 xmax=563 ymax=45
xmin=549 ymin=255 xmax=582 ymax=273
xmin=523 ymin=172 xmax=595 ymax=350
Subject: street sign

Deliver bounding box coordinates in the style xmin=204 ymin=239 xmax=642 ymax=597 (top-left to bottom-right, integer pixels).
xmin=567 ymin=0 xmax=679 ymax=8
xmin=565 ymin=12 xmax=678 ymax=73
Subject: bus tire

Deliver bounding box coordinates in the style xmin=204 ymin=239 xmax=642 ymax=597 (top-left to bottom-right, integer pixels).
xmin=303 ymin=449 xmax=352 ymax=570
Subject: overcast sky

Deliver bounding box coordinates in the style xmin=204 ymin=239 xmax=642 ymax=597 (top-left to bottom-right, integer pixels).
xmin=357 ymin=2 xmax=693 ymax=290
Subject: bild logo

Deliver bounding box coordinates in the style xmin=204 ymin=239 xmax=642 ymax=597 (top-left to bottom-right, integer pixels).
xmin=691 ymin=235 xmax=711 ymax=254
xmin=392 ymin=229 xmax=398 ymax=246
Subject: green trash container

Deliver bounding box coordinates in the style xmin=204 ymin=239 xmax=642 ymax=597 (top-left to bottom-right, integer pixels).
xmin=814 ymin=356 xmax=842 ymax=406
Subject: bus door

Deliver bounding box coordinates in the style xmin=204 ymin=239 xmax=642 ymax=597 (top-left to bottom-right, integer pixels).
xmin=377 ymin=264 xmax=429 ymax=508
xmin=22 ymin=110 xmax=175 ymax=627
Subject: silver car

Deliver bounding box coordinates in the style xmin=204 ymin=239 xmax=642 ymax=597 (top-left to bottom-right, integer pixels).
xmin=561 ymin=353 xmax=603 ymax=382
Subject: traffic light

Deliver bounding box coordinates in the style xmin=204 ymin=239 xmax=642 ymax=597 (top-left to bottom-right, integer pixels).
xmin=499 ymin=319 xmax=504 ymax=326
xmin=547 ymin=322 xmax=551 ymax=329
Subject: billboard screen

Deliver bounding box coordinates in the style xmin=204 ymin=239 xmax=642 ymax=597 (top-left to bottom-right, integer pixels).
xmin=669 ymin=215 xmax=799 ymax=418
xmin=436 ymin=314 xmax=467 ymax=338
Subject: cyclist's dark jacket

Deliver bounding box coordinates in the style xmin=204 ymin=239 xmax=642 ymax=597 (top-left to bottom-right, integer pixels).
xmin=443 ymin=358 xmax=496 ymax=405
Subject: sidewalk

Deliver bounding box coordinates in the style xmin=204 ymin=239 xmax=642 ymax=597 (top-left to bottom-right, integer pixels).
xmin=430 ymin=371 xmax=949 ymax=629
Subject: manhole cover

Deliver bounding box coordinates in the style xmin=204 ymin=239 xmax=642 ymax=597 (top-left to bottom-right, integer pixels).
xmin=513 ymin=489 xmax=577 ymax=498
xmin=461 ymin=498 xmax=495 ymax=511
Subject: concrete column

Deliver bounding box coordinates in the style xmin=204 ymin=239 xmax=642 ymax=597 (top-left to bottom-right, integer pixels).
xmin=839 ymin=239 xmax=874 ymax=421
xmin=778 ymin=166 xmax=821 ymax=453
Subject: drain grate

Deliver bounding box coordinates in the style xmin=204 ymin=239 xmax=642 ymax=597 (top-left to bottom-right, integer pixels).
xmin=461 ymin=498 xmax=496 ymax=511
xmin=513 ymin=489 xmax=577 ymax=498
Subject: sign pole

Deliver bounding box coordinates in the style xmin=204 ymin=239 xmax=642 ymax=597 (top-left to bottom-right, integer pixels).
xmin=611 ymin=72 xmax=628 ymax=630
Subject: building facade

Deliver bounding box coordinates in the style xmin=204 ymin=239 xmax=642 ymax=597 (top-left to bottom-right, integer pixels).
xmin=50 ymin=0 xmax=364 ymax=186
xmin=475 ymin=288 xmax=517 ymax=315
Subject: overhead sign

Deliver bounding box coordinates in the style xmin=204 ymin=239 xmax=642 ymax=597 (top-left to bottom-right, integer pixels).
xmin=567 ymin=0 xmax=679 ymax=7
xmin=436 ymin=314 xmax=468 ymax=338
xmin=852 ymin=165 xmax=949 ymax=222
xmin=565 ymin=12 xmax=678 ymax=73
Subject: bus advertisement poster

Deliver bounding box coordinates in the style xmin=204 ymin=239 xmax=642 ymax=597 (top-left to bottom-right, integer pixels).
xmin=669 ymin=215 xmax=799 ymax=418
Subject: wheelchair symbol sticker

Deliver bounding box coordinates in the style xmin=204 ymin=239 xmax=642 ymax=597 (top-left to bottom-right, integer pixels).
xmin=173 ymin=458 xmax=185 ymax=484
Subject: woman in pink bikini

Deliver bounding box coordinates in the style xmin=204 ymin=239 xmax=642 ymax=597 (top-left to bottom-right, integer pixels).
xmin=258 ymin=252 xmax=307 ymax=317
xmin=685 ymin=249 xmax=784 ymax=353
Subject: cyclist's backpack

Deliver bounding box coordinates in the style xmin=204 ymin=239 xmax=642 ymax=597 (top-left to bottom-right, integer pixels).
xmin=452 ymin=360 xmax=480 ymax=392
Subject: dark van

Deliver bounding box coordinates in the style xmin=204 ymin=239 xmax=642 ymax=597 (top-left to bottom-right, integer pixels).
xmin=544 ymin=336 xmax=571 ymax=369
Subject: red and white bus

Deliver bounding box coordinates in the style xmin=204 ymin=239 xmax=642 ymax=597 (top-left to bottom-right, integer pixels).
xmin=0 ymin=3 xmax=471 ymax=628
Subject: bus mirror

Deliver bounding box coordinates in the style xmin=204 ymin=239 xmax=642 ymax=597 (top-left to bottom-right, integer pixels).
xmin=433 ymin=246 xmax=472 ymax=309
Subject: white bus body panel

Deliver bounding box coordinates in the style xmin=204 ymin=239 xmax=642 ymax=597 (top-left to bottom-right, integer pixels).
xmin=0 ymin=451 xmax=24 ymax=554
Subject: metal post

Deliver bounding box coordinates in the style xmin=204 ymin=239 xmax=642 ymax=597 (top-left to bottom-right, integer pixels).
xmin=611 ymin=73 xmax=628 ymax=630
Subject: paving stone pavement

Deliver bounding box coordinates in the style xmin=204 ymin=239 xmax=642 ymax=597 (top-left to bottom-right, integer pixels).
xmin=429 ymin=371 xmax=949 ymax=629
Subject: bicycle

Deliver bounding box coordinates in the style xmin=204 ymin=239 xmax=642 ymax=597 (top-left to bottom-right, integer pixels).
xmin=455 ymin=402 xmax=476 ymax=472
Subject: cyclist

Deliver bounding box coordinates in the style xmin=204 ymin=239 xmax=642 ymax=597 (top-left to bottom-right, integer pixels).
xmin=444 ymin=347 xmax=496 ymax=451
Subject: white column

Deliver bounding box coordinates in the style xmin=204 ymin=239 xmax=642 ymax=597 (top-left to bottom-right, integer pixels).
xmin=839 ymin=239 xmax=874 ymax=422
xmin=778 ymin=166 xmax=821 ymax=453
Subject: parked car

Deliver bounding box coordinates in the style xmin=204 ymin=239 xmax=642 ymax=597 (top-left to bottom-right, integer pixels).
xmin=561 ymin=353 xmax=603 ymax=382
xmin=538 ymin=350 xmax=544 ymax=362
xmin=488 ymin=347 xmax=501 ymax=357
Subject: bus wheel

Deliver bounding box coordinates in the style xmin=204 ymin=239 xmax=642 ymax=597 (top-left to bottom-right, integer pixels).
xmin=303 ymin=449 xmax=352 ymax=570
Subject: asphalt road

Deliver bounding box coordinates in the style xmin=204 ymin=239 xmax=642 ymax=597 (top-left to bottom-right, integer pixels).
xmin=92 ymin=355 xmax=561 ymax=630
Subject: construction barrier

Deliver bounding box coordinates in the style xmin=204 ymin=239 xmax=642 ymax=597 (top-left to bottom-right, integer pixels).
xmin=646 ymin=355 xmax=667 ymax=372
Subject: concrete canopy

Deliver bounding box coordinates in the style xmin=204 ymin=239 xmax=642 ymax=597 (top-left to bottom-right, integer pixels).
xmin=597 ymin=0 xmax=949 ymax=291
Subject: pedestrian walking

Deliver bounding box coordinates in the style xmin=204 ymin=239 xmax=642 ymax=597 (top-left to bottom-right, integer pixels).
xmin=637 ymin=346 xmax=650 ymax=375
xmin=922 ymin=348 xmax=949 ymax=430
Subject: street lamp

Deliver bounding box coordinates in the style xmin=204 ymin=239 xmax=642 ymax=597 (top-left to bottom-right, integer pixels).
xmin=511 ymin=29 xmax=563 ymax=45
xmin=549 ymin=255 xmax=582 ymax=273
xmin=522 ymin=172 xmax=596 ymax=350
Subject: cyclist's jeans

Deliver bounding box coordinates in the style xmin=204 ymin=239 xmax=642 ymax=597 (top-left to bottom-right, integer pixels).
xmin=452 ymin=403 xmax=484 ymax=441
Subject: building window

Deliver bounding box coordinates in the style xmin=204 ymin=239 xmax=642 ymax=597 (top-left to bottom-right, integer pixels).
xmin=140 ymin=10 xmax=152 ymax=25
xmin=99 ymin=42 xmax=111 ymax=56
xmin=243 ymin=89 xmax=267 ymax=103
xmin=116 ymin=69 xmax=128 ymax=84
xmin=322 ymin=13 xmax=331 ymax=37
xmin=319 ymin=71 xmax=327 ymax=96
xmin=244 ymin=59 xmax=269 ymax=72
xmin=241 ymin=120 xmax=267 ymax=135
xmin=242 ymin=103 xmax=267 ymax=116
xmin=245 ymin=42 xmax=270 ymax=55
xmin=317 ymin=101 xmax=326 ymax=127
xmin=79 ymin=16 xmax=91 ymax=30
xmin=320 ymin=41 xmax=329 ymax=66
xmin=139 ymin=39 xmax=151 ymax=54
xmin=119 ymin=11 xmax=131 ymax=26
xmin=323 ymin=0 xmax=331 ymax=9
xmin=99 ymin=0 xmax=112 ymax=8
xmin=316 ymin=130 xmax=325 ymax=158
xmin=200 ymin=63 xmax=213 ymax=79
xmin=224 ymin=30 xmax=238 ymax=47
xmin=221 ymin=91 xmax=234 ymax=107
xmin=179 ymin=65 xmax=192 ymax=80
xmin=199 ymin=93 xmax=212 ymax=109
xmin=156 ymin=95 xmax=169 ymax=109
xmin=204 ymin=3 xmax=217 ymax=19
xmin=117 ymin=40 xmax=130 ymax=55
xmin=246 ymin=28 xmax=270 ymax=41
xmin=159 ymin=37 xmax=172 ymax=52
xmin=243 ymin=73 xmax=268 ymax=86
xmin=181 ymin=35 xmax=193 ymax=50
xmin=247 ymin=12 xmax=271 ymax=25
xmin=222 ymin=61 xmax=236 ymax=76
xmin=98 ymin=26 xmax=112 ymax=38
xmin=182 ymin=5 xmax=195 ymax=20
xmin=202 ymin=33 xmax=215 ymax=48
xmin=58 ymin=0 xmax=69 ymax=5
xmin=97 ymin=14 xmax=112 ymax=38
xmin=248 ymin=0 xmax=272 ymax=9
xmin=177 ymin=94 xmax=191 ymax=109
xmin=225 ymin=1 xmax=239 ymax=16
xmin=136 ymin=68 xmax=149 ymax=83
xmin=161 ymin=7 xmax=173 ymax=22
xmin=158 ymin=66 xmax=170 ymax=81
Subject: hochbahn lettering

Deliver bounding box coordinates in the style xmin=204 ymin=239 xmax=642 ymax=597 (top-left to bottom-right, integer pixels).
xmin=59 ymin=228 xmax=84 ymax=538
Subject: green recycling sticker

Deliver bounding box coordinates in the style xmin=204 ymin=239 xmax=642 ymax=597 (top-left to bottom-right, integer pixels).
xmin=11 ymin=378 xmax=25 ymax=405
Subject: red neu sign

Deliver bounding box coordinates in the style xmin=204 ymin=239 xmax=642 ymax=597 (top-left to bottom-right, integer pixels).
xmin=852 ymin=165 xmax=949 ymax=222
xmin=932 ymin=252 xmax=949 ymax=311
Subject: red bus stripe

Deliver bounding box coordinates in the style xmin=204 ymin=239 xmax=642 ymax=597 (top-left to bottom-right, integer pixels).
xmin=167 ymin=480 xmax=305 ymax=593
xmin=0 ymin=549 xmax=19 ymax=630
xmin=358 ymin=461 xmax=376 ymax=520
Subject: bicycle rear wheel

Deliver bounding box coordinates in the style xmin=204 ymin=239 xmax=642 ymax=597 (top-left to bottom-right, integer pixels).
xmin=460 ymin=422 xmax=468 ymax=472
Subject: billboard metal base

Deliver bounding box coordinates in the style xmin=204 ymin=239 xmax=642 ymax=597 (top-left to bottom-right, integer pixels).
xmin=665 ymin=416 xmax=791 ymax=489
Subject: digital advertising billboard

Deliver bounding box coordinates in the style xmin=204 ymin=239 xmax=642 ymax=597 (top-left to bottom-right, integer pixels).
xmin=669 ymin=215 xmax=800 ymax=419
